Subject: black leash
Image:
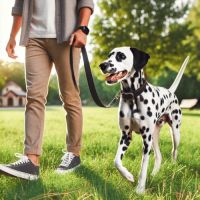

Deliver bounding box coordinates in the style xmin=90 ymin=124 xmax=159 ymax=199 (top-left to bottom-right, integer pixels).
xmin=69 ymin=41 xmax=147 ymax=108
xmin=70 ymin=42 xmax=120 ymax=108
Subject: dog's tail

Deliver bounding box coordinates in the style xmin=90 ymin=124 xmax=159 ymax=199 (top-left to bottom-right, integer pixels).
xmin=169 ymin=56 xmax=190 ymax=93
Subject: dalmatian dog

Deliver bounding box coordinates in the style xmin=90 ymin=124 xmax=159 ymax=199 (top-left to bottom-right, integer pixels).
xmin=99 ymin=47 xmax=189 ymax=194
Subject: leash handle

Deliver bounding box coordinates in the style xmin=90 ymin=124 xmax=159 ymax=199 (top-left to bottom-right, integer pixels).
xmin=70 ymin=40 xmax=119 ymax=108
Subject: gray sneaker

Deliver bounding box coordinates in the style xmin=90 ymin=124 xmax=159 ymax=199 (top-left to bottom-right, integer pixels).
xmin=0 ymin=153 xmax=39 ymax=180
xmin=55 ymin=150 xmax=81 ymax=174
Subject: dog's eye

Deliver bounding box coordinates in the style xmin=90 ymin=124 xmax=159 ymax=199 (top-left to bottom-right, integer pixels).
xmin=119 ymin=53 xmax=126 ymax=59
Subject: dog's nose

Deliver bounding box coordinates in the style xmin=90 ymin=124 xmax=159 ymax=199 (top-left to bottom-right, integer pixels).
xmin=99 ymin=62 xmax=109 ymax=71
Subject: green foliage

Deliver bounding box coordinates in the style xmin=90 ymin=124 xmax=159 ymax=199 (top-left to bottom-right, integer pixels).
xmin=90 ymin=0 xmax=192 ymax=78
xmin=0 ymin=107 xmax=200 ymax=199
xmin=46 ymin=74 xmax=62 ymax=105
xmin=150 ymin=68 xmax=200 ymax=101
xmin=0 ymin=60 xmax=26 ymax=91
xmin=184 ymin=0 xmax=200 ymax=80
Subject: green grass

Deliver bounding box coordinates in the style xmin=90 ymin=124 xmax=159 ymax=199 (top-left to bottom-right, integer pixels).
xmin=0 ymin=107 xmax=200 ymax=200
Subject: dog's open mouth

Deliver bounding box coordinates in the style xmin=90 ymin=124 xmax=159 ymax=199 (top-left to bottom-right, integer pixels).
xmin=105 ymin=70 xmax=127 ymax=82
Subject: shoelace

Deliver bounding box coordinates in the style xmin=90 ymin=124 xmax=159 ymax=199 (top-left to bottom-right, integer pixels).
xmin=60 ymin=150 xmax=75 ymax=167
xmin=11 ymin=153 xmax=29 ymax=166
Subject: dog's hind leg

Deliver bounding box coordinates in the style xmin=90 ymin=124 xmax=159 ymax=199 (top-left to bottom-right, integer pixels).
xmin=170 ymin=125 xmax=180 ymax=162
xmin=169 ymin=109 xmax=181 ymax=162
xmin=114 ymin=119 xmax=134 ymax=182
xmin=151 ymin=124 xmax=163 ymax=175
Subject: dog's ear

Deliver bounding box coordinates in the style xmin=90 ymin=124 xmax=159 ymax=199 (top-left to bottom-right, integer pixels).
xmin=130 ymin=48 xmax=150 ymax=71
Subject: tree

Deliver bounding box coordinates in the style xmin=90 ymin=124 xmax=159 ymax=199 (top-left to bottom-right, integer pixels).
xmin=90 ymin=0 xmax=192 ymax=79
xmin=184 ymin=0 xmax=200 ymax=80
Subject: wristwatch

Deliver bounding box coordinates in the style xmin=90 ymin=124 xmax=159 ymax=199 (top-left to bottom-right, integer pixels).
xmin=78 ymin=26 xmax=90 ymax=35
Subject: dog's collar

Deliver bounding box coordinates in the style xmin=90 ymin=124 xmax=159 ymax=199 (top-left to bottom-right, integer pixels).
xmin=120 ymin=81 xmax=147 ymax=101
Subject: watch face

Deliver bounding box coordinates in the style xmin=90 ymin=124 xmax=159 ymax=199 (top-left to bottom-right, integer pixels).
xmin=79 ymin=26 xmax=89 ymax=35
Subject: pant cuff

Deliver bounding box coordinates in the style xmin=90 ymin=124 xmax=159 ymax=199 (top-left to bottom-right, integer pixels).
xmin=67 ymin=145 xmax=82 ymax=152
xmin=24 ymin=148 xmax=42 ymax=156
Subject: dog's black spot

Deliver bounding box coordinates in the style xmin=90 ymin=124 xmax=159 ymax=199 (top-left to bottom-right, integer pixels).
xmin=156 ymin=104 xmax=159 ymax=110
xmin=144 ymin=141 xmax=149 ymax=154
xmin=140 ymin=95 xmax=144 ymax=102
xmin=125 ymin=125 xmax=129 ymax=130
xmin=171 ymin=120 xmax=173 ymax=124
xmin=162 ymin=108 xmax=165 ymax=113
xmin=146 ymin=128 xmax=149 ymax=132
xmin=156 ymin=90 xmax=160 ymax=97
xmin=116 ymin=52 xmax=126 ymax=62
xmin=176 ymin=124 xmax=179 ymax=129
xmin=129 ymin=101 xmax=134 ymax=110
xmin=110 ymin=63 xmax=114 ymax=67
xmin=144 ymin=88 xmax=148 ymax=93
xmin=122 ymin=135 xmax=127 ymax=140
xmin=148 ymin=87 xmax=152 ymax=92
xmin=152 ymin=99 xmax=155 ymax=104
xmin=120 ymin=139 xmax=123 ymax=145
xmin=147 ymin=111 xmax=152 ymax=117
xmin=156 ymin=112 xmax=158 ymax=117
xmin=172 ymin=109 xmax=178 ymax=114
xmin=131 ymin=77 xmax=135 ymax=83
xmin=120 ymin=111 xmax=124 ymax=118
xmin=175 ymin=115 xmax=178 ymax=120
xmin=121 ymin=154 xmax=123 ymax=160
xmin=140 ymin=128 xmax=144 ymax=134
xmin=148 ymin=107 xmax=151 ymax=111
xmin=144 ymin=99 xmax=148 ymax=104
xmin=152 ymin=92 xmax=155 ymax=97
xmin=109 ymin=68 xmax=117 ymax=74
xmin=142 ymin=134 xmax=147 ymax=139
xmin=179 ymin=109 xmax=181 ymax=114
xmin=148 ymin=135 xmax=151 ymax=141
xmin=154 ymin=119 xmax=156 ymax=124
xmin=149 ymin=149 xmax=151 ymax=155
xmin=134 ymin=71 xmax=139 ymax=78
xmin=108 ymin=51 xmax=115 ymax=58
xmin=142 ymin=126 xmax=146 ymax=130
xmin=140 ymin=116 xmax=145 ymax=120
xmin=126 ymin=141 xmax=130 ymax=146
xmin=175 ymin=100 xmax=178 ymax=104
xmin=160 ymin=98 xmax=164 ymax=106
xmin=122 ymin=146 xmax=127 ymax=151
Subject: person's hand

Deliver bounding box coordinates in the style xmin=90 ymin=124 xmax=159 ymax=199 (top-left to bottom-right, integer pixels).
xmin=6 ymin=36 xmax=18 ymax=59
xmin=69 ymin=29 xmax=87 ymax=48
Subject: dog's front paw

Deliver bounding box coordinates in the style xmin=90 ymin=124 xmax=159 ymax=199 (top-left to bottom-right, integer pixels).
xmin=136 ymin=185 xmax=145 ymax=194
xmin=118 ymin=166 xmax=134 ymax=182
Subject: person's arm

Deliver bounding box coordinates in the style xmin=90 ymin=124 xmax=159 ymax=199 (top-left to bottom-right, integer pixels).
xmin=6 ymin=15 xmax=22 ymax=59
xmin=69 ymin=7 xmax=92 ymax=48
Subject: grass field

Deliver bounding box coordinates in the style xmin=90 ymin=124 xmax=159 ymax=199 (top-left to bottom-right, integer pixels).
xmin=0 ymin=106 xmax=200 ymax=200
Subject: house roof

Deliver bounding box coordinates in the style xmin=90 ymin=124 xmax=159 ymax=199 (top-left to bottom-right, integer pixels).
xmin=2 ymin=81 xmax=23 ymax=90
xmin=1 ymin=90 xmax=26 ymax=97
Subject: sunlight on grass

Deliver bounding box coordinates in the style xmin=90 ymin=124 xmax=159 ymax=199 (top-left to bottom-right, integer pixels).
xmin=0 ymin=107 xmax=200 ymax=199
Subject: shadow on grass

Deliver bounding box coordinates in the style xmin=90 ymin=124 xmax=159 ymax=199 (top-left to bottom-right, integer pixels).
xmin=75 ymin=165 xmax=129 ymax=200
xmin=182 ymin=112 xmax=200 ymax=117
xmin=2 ymin=177 xmax=45 ymax=200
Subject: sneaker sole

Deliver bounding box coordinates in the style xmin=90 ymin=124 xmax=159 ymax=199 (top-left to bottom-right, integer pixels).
xmin=54 ymin=164 xmax=81 ymax=174
xmin=0 ymin=164 xmax=39 ymax=180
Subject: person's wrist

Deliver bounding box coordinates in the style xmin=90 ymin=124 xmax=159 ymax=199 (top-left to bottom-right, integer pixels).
xmin=78 ymin=26 xmax=89 ymax=35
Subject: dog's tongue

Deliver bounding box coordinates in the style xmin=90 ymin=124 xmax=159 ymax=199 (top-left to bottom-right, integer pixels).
xmin=105 ymin=71 xmax=127 ymax=81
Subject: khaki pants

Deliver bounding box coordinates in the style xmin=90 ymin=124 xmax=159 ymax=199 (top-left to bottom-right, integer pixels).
xmin=24 ymin=38 xmax=82 ymax=156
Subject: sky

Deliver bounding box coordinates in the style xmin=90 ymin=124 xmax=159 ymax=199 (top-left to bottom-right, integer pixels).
xmin=0 ymin=0 xmax=100 ymax=75
xmin=0 ymin=0 xmax=193 ymax=75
